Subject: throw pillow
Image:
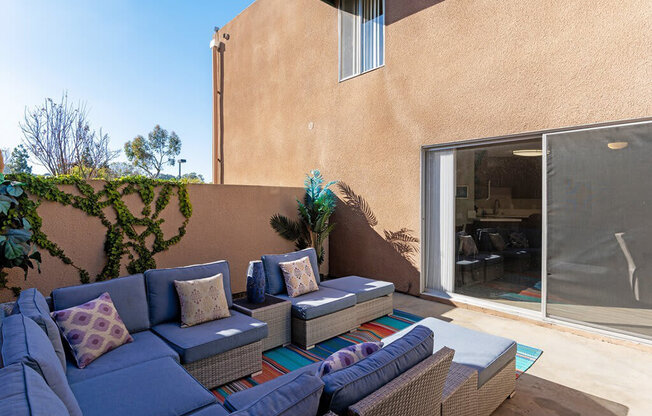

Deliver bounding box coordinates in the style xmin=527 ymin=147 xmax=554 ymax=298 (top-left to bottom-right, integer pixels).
xmin=489 ymin=233 xmax=507 ymax=251
xmin=13 ymin=288 xmax=67 ymax=372
xmin=317 ymin=342 xmax=383 ymax=377
xmin=174 ymin=274 xmax=231 ymax=328
xmin=458 ymin=235 xmax=479 ymax=257
xmin=279 ymin=256 xmax=319 ymax=297
xmin=51 ymin=292 xmax=133 ymax=369
xmin=510 ymin=232 xmax=529 ymax=248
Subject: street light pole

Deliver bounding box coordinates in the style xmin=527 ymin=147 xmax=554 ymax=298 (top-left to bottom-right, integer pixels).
xmin=177 ymin=159 xmax=187 ymax=179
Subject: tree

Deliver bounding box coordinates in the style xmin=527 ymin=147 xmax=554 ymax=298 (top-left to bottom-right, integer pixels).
xmin=20 ymin=93 xmax=119 ymax=177
xmin=106 ymin=162 xmax=143 ymax=179
xmin=6 ymin=145 xmax=32 ymax=174
xmin=180 ymin=172 xmax=205 ymax=183
xmin=270 ymin=170 xmax=337 ymax=267
xmin=124 ymin=125 xmax=181 ymax=178
xmin=0 ymin=149 xmax=8 ymax=173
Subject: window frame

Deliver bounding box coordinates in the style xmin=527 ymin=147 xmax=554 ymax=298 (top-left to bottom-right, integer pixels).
xmin=337 ymin=0 xmax=386 ymax=82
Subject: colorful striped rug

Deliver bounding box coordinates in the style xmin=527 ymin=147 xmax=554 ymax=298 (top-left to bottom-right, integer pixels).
xmin=212 ymin=309 xmax=542 ymax=402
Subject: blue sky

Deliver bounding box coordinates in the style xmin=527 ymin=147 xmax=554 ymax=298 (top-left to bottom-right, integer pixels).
xmin=0 ymin=0 xmax=255 ymax=180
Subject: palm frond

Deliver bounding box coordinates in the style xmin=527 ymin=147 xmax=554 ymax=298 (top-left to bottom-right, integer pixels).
xmin=270 ymin=214 xmax=302 ymax=241
xmin=337 ymin=182 xmax=378 ymax=226
xmin=383 ymin=228 xmax=420 ymax=244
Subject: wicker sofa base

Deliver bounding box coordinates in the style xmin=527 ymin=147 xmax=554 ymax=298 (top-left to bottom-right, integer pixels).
xmin=442 ymin=358 xmax=515 ymax=416
xmin=292 ymin=306 xmax=357 ymax=348
xmin=183 ymin=340 xmax=263 ymax=389
xmin=354 ymin=294 xmax=393 ymax=326
xmin=442 ymin=362 xmax=479 ymax=416
xmin=477 ymin=358 xmax=516 ymax=416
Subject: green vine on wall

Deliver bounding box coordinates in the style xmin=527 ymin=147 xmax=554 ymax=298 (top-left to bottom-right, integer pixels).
xmin=4 ymin=174 xmax=192 ymax=289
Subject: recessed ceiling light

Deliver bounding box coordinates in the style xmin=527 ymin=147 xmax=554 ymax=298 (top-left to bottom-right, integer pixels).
xmin=513 ymin=149 xmax=542 ymax=157
xmin=608 ymin=141 xmax=628 ymax=150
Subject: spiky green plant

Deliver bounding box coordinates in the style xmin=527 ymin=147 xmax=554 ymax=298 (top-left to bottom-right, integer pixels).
xmin=270 ymin=170 xmax=337 ymax=267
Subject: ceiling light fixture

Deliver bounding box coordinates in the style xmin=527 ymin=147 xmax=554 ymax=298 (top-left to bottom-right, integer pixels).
xmin=512 ymin=149 xmax=543 ymax=157
xmin=608 ymin=141 xmax=628 ymax=150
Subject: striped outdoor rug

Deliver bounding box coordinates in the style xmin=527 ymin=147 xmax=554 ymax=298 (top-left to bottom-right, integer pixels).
xmin=212 ymin=309 xmax=542 ymax=402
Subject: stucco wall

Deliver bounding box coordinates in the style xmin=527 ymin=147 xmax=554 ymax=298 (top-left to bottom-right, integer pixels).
xmin=215 ymin=0 xmax=652 ymax=294
xmin=1 ymin=183 xmax=303 ymax=302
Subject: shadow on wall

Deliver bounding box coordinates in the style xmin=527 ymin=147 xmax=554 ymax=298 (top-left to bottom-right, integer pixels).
xmin=319 ymin=0 xmax=446 ymax=26
xmin=329 ymin=182 xmax=420 ymax=295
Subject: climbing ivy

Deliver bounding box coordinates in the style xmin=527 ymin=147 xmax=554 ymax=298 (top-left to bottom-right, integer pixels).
xmin=3 ymin=174 xmax=192 ymax=290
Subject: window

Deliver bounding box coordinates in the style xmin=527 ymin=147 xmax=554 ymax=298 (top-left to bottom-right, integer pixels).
xmin=339 ymin=0 xmax=385 ymax=81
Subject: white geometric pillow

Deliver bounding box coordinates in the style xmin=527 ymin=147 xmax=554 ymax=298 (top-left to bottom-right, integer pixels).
xmin=174 ymin=274 xmax=231 ymax=327
xmin=279 ymin=256 xmax=319 ymax=298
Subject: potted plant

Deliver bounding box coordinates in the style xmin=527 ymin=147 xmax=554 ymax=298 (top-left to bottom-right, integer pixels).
xmin=270 ymin=170 xmax=337 ymax=268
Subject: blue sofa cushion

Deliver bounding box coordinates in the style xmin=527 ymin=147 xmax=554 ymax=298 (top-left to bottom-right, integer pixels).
xmin=70 ymin=357 xmax=216 ymax=416
xmin=13 ymin=288 xmax=67 ymax=372
xmin=276 ymin=286 xmax=356 ymax=320
xmin=65 ymin=330 xmax=179 ymax=384
xmin=225 ymin=362 xmax=321 ymax=411
xmin=187 ymin=404 xmax=230 ymax=416
xmin=1 ymin=314 xmax=82 ymax=416
xmin=230 ymin=373 xmax=324 ymax=416
xmin=321 ymin=325 xmax=434 ymax=415
xmin=319 ymin=276 xmax=395 ymax=303
xmin=261 ymin=248 xmax=321 ymax=295
xmin=152 ymin=310 xmax=267 ymax=364
xmin=145 ymin=260 xmax=233 ymax=326
xmin=0 ymin=362 xmax=69 ymax=416
xmin=52 ymin=274 xmax=150 ymax=333
xmin=381 ymin=317 xmax=517 ymax=387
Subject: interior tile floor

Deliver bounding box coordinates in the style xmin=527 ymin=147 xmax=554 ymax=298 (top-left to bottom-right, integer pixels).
xmin=394 ymin=292 xmax=652 ymax=416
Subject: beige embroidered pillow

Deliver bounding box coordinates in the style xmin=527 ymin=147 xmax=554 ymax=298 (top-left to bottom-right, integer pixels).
xmin=174 ymin=274 xmax=230 ymax=328
xmin=279 ymin=256 xmax=319 ymax=298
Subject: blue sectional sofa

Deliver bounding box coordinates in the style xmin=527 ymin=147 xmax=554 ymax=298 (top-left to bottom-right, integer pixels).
xmin=0 ymin=255 xmax=517 ymax=416
xmin=0 ymin=260 xmax=276 ymax=416
xmin=261 ymin=248 xmax=395 ymax=348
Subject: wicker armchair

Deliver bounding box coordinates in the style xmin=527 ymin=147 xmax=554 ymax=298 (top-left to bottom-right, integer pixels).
xmin=325 ymin=347 xmax=454 ymax=416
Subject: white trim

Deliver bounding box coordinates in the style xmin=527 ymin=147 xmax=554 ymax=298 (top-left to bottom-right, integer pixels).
xmin=337 ymin=0 xmax=386 ymax=82
xmin=541 ymin=134 xmax=548 ymax=319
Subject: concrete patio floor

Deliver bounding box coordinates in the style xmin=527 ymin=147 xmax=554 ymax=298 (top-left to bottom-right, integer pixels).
xmin=394 ymin=293 xmax=652 ymax=416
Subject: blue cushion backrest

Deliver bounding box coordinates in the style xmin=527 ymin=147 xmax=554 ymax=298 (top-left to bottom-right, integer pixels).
xmin=320 ymin=325 xmax=434 ymax=414
xmin=12 ymin=288 xmax=67 ymax=372
xmin=51 ymin=273 xmax=150 ymax=334
xmin=261 ymin=248 xmax=321 ymax=295
xmin=231 ymin=372 xmax=324 ymax=416
xmin=1 ymin=314 xmax=82 ymax=416
xmin=145 ymin=260 xmax=233 ymax=326
xmin=0 ymin=362 xmax=70 ymax=416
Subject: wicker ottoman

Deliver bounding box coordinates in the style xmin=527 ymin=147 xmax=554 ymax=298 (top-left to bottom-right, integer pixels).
xmin=233 ymin=295 xmax=291 ymax=351
xmin=456 ymin=258 xmax=483 ymax=287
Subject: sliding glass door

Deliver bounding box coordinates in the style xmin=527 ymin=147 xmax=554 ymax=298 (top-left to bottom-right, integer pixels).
xmin=423 ymin=120 xmax=651 ymax=340
xmin=544 ymin=121 xmax=652 ymax=339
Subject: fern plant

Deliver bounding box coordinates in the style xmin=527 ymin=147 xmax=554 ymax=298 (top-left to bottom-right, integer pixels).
xmin=270 ymin=170 xmax=337 ymax=267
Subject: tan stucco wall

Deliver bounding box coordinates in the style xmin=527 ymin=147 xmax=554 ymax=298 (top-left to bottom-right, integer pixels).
xmin=215 ymin=0 xmax=652 ymax=294
xmin=1 ymin=183 xmax=303 ymax=302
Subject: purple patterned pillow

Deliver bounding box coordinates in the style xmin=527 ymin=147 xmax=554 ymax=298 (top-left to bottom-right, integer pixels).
xmin=51 ymin=292 xmax=133 ymax=369
xmin=317 ymin=342 xmax=383 ymax=377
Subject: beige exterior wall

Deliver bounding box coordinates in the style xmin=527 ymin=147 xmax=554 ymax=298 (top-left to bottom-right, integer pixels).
xmin=214 ymin=0 xmax=652 ymax=294
xmin=1 ymin=183 xmax=303 ymax=302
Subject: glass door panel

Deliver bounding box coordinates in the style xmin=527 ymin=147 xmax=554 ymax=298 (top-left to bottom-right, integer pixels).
xmin=545 ymin=121 xmax=652 ymax=338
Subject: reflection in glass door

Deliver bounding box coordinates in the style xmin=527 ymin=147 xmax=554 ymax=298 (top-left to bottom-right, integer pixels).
xmin=545 ymin=121 xmax=652 ymax=339
xmin=453 ymin=140 xmax=543 ymax=312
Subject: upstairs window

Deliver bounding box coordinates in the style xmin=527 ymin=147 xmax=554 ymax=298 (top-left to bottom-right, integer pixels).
xmin=339 ymin=0 xmax=385 ymax=81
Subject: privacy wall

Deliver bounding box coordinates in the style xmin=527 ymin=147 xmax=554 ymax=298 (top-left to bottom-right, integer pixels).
xmin=1 ymin=183 xmax=303 ymax=302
